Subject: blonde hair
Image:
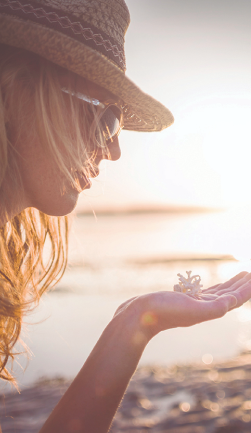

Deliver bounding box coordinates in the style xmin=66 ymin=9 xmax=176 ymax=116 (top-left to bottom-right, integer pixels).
xmin=0 ymin=44 xmax=105 ymax=386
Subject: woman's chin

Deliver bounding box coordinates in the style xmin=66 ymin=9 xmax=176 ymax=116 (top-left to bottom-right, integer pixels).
xmin=34 ymin=191 xmax=79 ymax=217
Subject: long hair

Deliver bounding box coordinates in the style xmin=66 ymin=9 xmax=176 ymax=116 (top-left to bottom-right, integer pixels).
xmin=0 ymin=44 xmax=104 ymax=386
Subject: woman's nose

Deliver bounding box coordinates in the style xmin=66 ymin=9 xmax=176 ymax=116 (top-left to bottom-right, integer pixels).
xmin=104 ymin=136 xmax=121 ymax=161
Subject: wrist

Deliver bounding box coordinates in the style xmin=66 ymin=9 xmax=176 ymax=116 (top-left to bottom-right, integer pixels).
xmin=134 ymin=294 xmax=161 ymax=341
xmin=112 ymin=295 xmax=159 ymax=348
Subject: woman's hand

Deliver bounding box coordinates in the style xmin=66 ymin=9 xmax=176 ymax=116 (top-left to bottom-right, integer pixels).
xmin=115 ymin=271 xmax=251 ymax=341
xmin=40 ymin=271 xmax=251 ymax=433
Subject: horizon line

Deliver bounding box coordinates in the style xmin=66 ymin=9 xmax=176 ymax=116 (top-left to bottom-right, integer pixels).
xmin=76 ymin=204 xmax=224 ymax=217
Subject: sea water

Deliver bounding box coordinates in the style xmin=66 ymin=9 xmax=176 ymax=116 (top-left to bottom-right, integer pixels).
xmin=11 ymin=209 xmax=251 ymax=388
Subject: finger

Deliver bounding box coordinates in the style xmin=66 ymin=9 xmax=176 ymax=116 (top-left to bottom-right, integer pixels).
xmin=227 ymin=281 xmax=251 ymax=309
xmin=199 ymin=294 xmax=218 ymax=301
xmin=214 ymin=273 xmax=251 ymax=296
xmin=221 ymin=271 xmax=249 ymax=288
xmin=205 ymin=272 xmax=250 ymax=295
xmin=191 ymin=295 xmax=237 ymax=323
xmin=202 ymin=284 xmax=221 ymax=294
xmin=186 ymin=293 xmax=203 ymax=300
xmin=218 ymin=272 xmax=250 ymax=291
xmin=187 ymin=293 xmax=218 ymax=301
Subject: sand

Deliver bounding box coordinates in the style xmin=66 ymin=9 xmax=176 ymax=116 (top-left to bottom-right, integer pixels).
xmin=1 ymin=351 xmax=251 ymax=432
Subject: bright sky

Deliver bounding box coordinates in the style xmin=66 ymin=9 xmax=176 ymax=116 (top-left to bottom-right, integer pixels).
xmin=77 ymin=0 xmax=251 ymax=212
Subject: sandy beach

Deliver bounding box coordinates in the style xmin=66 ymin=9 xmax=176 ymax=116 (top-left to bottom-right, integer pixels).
xmin=1 ymin=351 xmax=251 ymax=432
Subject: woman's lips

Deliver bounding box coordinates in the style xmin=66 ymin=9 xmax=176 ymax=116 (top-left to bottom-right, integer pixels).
xmin=75 ymin=167 xmax=100 ymax=191
xmin=89 ymin=167 xmax=100 ymax=178
xmin=76 ymin=171 xmax=91 ymax=190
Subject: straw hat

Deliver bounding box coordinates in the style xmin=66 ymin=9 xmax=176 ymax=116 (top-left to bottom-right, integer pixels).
xmin=0 ymin=0 xmax=174 ymax=132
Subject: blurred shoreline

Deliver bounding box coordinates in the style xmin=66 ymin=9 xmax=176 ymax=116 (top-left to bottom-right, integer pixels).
xmin=1 ymin=351 xmax=251 ymax=432
xmin=76 ymin=204 xmax=222 ymax=217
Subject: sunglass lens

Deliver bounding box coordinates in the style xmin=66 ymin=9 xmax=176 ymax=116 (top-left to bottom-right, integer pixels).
xmin=95 ymin=105 xmax=122 ymax=145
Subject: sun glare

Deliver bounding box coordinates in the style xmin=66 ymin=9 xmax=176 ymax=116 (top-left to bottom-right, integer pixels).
xmin=78 ymin=96 xmax=251 ymax=213
xmin=177 ymin=97 xmax=251 ymax=207
xmin=221 ymin=206 xmax=251 ymax=263
xmin=202 ymin=103 xmax=251 ymax=206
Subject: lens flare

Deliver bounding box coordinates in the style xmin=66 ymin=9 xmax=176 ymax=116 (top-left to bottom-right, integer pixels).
xmin=141 ymin=311 xmax=158 ymax=327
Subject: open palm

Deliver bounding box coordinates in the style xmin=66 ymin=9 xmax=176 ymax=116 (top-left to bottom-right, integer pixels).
xmin=115 ymin=272 xmax=251 ymax=338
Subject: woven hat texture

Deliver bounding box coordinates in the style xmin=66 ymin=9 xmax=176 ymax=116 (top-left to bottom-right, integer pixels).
xmin=0 ymin=0 xmax=174 ymax=132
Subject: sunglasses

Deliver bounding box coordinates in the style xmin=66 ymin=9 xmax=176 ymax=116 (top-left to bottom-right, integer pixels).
xmin=61 ymin=87 xmax=123 ymax=148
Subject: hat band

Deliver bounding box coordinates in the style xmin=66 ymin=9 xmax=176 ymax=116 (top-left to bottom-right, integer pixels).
xmin=0 ymin=0 xmax=126 ymax=71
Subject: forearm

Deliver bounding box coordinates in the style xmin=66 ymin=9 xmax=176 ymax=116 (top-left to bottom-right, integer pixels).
xmin=39 ymin=299 xmax=148 ymax=433
xmin=38 ymin=274 xmax=248 ymax=433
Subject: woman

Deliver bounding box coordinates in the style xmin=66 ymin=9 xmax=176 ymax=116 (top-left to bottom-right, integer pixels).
xmin=0 ymin=0 xmax=251 ymax=432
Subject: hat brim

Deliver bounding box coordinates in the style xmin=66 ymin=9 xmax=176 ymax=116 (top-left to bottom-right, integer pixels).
xmin=0 ymin=14 xmax=174 ymax=132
